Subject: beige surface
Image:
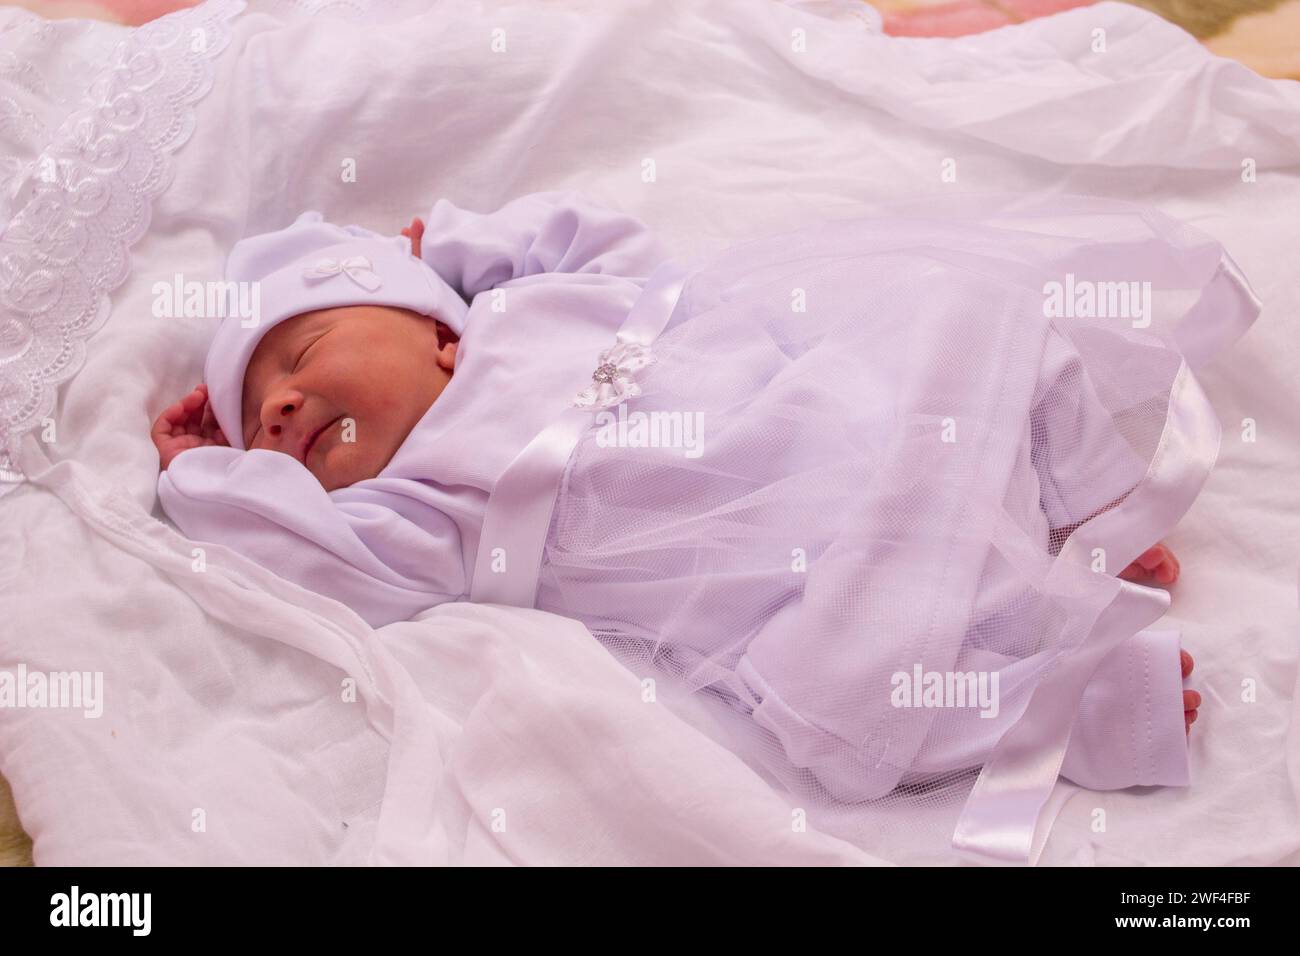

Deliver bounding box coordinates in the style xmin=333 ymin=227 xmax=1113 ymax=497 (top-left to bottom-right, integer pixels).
xmin=1204 ymin=0 xmax=1300 ymax=79
xmin=0 ymin=776 xmax=32 ymax=867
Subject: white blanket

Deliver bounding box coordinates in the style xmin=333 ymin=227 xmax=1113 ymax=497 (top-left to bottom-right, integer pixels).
xmin=2 ymin=0 xmax=1298 ymax=865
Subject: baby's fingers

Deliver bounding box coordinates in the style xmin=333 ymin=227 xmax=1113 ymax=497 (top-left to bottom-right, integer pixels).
xmin=196 ymin=395 xmax=231 ymax=447
xmin=152 ymin=401 xmax=185 ymax=439
xmin=199 ymin=394 xmax=219 ymax=432
xmin=156 ymin=387 xmax=205 ymax=428
xmin=166 ymin=434 xmax=207 ymax=454
xmin=161 ymin=387 xmax=212 ymax=440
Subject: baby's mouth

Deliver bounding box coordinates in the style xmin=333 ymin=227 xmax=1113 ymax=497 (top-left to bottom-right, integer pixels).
xmin=302 ymin=416 xmax=343 ymax=461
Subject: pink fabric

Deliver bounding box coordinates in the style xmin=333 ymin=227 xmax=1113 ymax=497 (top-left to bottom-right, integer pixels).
xmin=884 ymin=4 xmax=1013 ymax=38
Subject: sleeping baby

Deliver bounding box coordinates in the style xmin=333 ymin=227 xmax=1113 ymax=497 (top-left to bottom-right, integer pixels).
xmin=153 ymin=190 xmax=1245 ymax=809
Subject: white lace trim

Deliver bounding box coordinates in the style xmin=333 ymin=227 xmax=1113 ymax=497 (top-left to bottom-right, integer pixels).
xmin=0 ymin=13 xmax=126 ymax=222
xmin=0 ymin=0 xmax=247 ymax=495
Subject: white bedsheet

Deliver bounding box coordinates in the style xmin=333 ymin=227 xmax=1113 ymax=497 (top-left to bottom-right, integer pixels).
xmin=2 ymin=0 xmax=1297 ymax=865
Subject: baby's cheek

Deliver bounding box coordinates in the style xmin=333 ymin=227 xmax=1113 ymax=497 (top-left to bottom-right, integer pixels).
xmin=372 ymin=392 xmax=403 ymax=416
xmin=348 ymin=376 xmax=393 ymax=415
xmin=325 ymin=431 xmax=388 ymax=488
xmin=313 ymin=442 xmax=355 ymax=491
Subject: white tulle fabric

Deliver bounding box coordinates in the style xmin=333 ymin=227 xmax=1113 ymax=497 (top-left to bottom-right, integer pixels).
xmin=535 ymin=195 xmax=1258 ymax=862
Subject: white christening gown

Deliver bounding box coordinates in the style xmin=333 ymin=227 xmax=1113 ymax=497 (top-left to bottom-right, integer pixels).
xmin=159 ymin=192 xmax=1260 ymax=862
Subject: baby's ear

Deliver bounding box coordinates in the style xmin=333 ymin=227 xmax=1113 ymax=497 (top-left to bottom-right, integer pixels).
xmin=430 ymin=318 xmax=458 ymax=372
xmin=433 ymin=319 xmax=460 ymax=346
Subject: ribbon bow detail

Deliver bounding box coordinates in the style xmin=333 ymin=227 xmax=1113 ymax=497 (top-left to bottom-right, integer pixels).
xmin=302 ymin=255 xmax=382 ymax=292
xmin=572 ymin=341 xmax=656 ymax=409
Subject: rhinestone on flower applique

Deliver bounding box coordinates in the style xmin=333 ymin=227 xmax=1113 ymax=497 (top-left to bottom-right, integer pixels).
xmin=572 ymin=341 xmax=655 ymax=410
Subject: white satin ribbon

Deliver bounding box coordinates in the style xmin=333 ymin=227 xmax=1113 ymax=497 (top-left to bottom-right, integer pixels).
xmin=302 ymin=255 xmax=382 ymax=292
xmin=953 ymin=361 xmax=1221 ymax=865
xmin=1174 ymin=253 xmax=1261 ymax=371
xmin=470 ymin=261 xmax=689 ymax=607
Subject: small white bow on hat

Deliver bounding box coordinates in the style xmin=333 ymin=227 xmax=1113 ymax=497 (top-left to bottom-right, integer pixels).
xmin=302 ymin=255 xmax=382 ymax=292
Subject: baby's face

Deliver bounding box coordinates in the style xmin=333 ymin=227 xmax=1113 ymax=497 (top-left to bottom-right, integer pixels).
xmin=241 ymin=305 xmax=457 ymax=492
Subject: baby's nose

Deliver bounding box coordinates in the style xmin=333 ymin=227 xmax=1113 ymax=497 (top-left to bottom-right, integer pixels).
xmin=265 ymin=400 xmax=298 ymax=436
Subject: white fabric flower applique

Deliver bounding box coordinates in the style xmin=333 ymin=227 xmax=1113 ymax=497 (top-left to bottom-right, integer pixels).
xmin=572 ymin=340 xmax=656 ymax=409
xmin=302 ymin=255 xmax=382 ymax=292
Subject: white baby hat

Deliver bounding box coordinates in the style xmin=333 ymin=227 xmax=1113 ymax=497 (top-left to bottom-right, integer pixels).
xmin=203 ymin=211 xmax=470 ymax=449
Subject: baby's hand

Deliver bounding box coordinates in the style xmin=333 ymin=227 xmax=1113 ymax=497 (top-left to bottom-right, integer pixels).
xmin=401 ymin=216 xmax=424 ymax=258
xmin=1118 ymin=542 xmax=1180 ymax=586
xmin=151 ymin=383 xmax=229 ymax=470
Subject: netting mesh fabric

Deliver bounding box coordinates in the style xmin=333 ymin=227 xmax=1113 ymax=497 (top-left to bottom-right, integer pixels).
xmin=535 ymin=196 xmax=1253 ymax=862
